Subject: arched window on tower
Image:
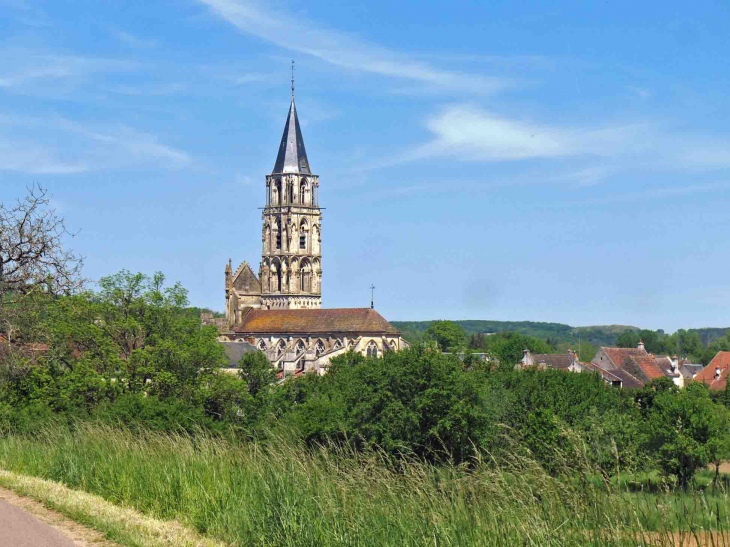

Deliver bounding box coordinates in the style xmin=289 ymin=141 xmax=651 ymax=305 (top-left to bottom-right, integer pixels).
xmin=300 ymin=182 xmax=307 ymax=205
xmin=299 ymin=219 xmax=308 ymax=250
xmin=288 ymin=182 xmax=294 ymax=204
xmin=275 ymin=218 xmax=281 ymax=250
xmin=366 ymin=341 xmax=378 ymax=358
xmin=274 ymin=179 xmax=282 ymax=205
xmin=300 ymin=260 xmax=311 ymax=292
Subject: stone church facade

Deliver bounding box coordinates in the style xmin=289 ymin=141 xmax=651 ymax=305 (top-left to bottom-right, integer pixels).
xmin=215 ymin=90 xmax=407 ymax=375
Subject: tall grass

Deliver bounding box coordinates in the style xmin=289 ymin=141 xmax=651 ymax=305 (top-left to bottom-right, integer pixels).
xmin=1 ymin=423 xmax=729 ymax=547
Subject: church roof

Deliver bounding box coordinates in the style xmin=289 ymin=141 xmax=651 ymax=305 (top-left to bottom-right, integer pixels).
xmin=234 ymin=308 xmax=399 ymax=334
xmin=272 ymin=98 xmax=311 ymax=174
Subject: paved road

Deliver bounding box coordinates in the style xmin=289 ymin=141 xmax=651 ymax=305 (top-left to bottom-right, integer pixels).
xmin=0 ymin=499 xmax=80 ymax=547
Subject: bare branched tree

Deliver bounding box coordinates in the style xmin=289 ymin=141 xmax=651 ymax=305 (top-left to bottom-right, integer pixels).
xmin=0 ymin=184 xmax=85 ymax=299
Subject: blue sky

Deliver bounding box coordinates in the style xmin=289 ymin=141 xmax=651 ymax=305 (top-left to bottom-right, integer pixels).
xmin=1 ymin=0 xmax=729 ymax=332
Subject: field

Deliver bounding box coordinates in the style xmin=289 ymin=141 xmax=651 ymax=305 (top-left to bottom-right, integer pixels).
xmin=2 ymin=423 xmax=730 ymax=547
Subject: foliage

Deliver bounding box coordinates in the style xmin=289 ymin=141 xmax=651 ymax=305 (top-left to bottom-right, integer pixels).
xmin=424 ymin=320 xmax=466 ymax=351
xmin=642 ymin=382 xmax=729 ymax=489
xmin=238 ymin=350 xmax=277 ymax=397
xmin=276 ymin=348 xmax=497 ymax=463
xmin=0 ymin=270 xmax=233 ymax=428
xmin=469 ymin=331 xmax=554 ymax=366
xmin=394 ymin=320 xmax=639 ymax=347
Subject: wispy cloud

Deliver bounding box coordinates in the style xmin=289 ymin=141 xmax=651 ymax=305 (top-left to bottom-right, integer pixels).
xmin=0 ymin=115 xmax=191 ymax=175
xmin=112 ymin=29 xmax=157 ymax=49
xmin=391 ymin=104 xmax=730 ymax=183
xmin=568 ymin=181 xmax=730 ymax=206
xmin=0 ymin=48 xmax=140 ymax=91
xmin=196 ymin=0 xmax=512 ymax=94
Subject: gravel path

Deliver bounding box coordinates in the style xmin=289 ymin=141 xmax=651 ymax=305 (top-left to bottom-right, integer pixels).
xmin=0 ymin=498 xmax=81 ymax=546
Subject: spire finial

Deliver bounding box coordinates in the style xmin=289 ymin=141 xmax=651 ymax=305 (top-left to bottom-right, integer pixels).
xmin=291 ymin=60 xmax=295 ymax=99
xmin=369 ymin=284 xmax=375 ymax=309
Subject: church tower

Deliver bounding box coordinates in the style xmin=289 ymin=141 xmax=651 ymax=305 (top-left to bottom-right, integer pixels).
xmin=259 ymin=88 xmax=322 ymax=310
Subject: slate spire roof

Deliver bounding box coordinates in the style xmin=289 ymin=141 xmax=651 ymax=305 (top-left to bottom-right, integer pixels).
xmin=272 ymin=97 xmax=311 ymax=174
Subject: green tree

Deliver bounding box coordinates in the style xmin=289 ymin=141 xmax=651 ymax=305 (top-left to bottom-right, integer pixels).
xmin=280 ymin=346 xmax=497 ymax=463
xmin=238 ymin=350 xmax=277 ymax=397
xmin=2 ymin=270 xmax=227 ymax=421
xmin=425 ymin=320 xmax=466 ymax=351
xmin=643 ymin=382 xmax=726 ymax=489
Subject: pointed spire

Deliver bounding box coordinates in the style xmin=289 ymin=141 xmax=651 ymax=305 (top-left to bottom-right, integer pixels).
xmin=272 ymin=69 xmax=311 ymax=174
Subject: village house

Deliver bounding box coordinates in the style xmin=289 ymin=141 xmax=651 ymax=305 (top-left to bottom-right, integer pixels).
xmin=693 ymin=351 xmax=730 ymax=391
xmin=518 ymin=349 xmax=585 ymax=372
xmin=585 ymin=341 xmax=694 ymax=388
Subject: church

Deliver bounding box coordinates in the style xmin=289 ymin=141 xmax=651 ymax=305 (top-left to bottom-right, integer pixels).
xmin=214 ymin=85 xmax=408 ymax=375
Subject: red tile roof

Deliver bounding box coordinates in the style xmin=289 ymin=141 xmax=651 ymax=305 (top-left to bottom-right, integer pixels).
xmin=626 ymin=355 xmax=664 ymax=380
xmin=694 ymin=351 xmax=730 ymax=391
xmin=234 ymin=308 xmax=399 ymax=335
xmin=585 ymin=361 xmax=644 ymax=388
xmin=600 ymin=347 xmax=648 ymax=368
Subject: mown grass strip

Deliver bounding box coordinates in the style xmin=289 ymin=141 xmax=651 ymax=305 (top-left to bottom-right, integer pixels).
xmin=0 ymin=469 xmax=230 ymax=547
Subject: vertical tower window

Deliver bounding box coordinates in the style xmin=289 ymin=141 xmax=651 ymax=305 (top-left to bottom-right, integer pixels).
xmin=299 ymin=219 xmax=308 ymax=250
xmin=274 ymin=180 xmax=282 ymax=205
xmin=300 ymin=183 xmax=306 ymax=205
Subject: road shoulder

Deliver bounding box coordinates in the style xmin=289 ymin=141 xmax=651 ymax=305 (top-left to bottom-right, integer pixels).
xmin=0 ymin=486 xmax=119 ymax=547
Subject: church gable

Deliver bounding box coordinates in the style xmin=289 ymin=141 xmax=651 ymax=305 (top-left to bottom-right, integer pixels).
xmin=232 ymin=262 xmax=261 ymax=294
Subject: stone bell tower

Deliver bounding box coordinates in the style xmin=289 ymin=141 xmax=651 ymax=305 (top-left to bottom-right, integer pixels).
xmin=259 ymin=84 xmax=322 ymax=310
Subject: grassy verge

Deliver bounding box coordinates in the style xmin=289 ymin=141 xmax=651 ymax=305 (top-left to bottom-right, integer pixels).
xmin=1 ymin=423 xmax=730 ymax=546
xmin=0 ymin=468 xmax=228 ymax=547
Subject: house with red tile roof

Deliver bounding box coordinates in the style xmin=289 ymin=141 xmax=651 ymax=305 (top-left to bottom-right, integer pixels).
xmin=583 ymin=361 xmax=644 ymax=389
xmin=591 ymin=340 xmax=649 ymax=370
xmin=693 ymin=351 xmax=730 ymax=391
xmin=587 ymin=341 xmax=686 ymax=388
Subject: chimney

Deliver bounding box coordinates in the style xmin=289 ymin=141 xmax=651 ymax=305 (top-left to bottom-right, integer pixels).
xmin=637 ymin=339 xmax=645 ymax=351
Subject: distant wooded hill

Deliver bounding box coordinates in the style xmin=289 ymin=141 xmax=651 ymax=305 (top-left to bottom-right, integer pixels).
xmin=390 ymin=320 xmax=730 ymax=348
